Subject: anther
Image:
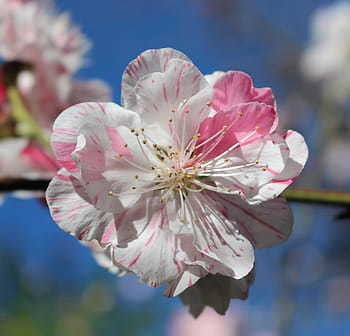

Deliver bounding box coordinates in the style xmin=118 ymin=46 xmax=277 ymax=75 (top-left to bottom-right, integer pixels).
xmin=141 ymin=128 xmax=145 ymax=132
xmin=131 ymin=186 xmax=137 ymax=190
xmin=124 ymin=144 xmax=128 ymax=148
xmin=130 ymin=128 xmax=135 ymax=133
xmin=134 ymin=175 xmax=139 ymax=179
xmin=206 ymin=101 xmax=212 ymax=106
xmin=142 ymin=140 xmax=147 ymax=144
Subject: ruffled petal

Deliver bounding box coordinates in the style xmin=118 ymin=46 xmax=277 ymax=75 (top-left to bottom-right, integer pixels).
xmin=121 ymin=48 xmax=190 ymax=109
xmin=212 ymin=71 xmax=276 ymax=112
xmin=52 ymin=102 xmax=165 ymax=211
xmin=212 ymin=193 xmax=293 ymax=248
xmin=195 ymin=102 xmax=277 ymax=162
xmin=133 ymin=58 xmax=211 ymax=145
xmin=240 ymin=130 xmax=308 ymax=204
xmin=46 ymin=169 xmax=120 ymax=242
xmin=204 ymin=71 xmax=225 ymax=86
xmin=187 ymin=193 xmax=255 ymax=279
xmin=52 ymin=102 xmax=140 ymax=173
xmin=112 ymin=200 xmax=182 ymax=287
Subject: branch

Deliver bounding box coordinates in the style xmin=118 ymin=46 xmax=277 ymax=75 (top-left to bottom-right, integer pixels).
xmin=1 ymin=179 xmax=350 ymax=207
xmin=0 ymin=179 xmax=49 ymax=192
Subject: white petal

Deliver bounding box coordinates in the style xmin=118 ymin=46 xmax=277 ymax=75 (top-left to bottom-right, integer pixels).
xmin=188 ymin=193 xmax=255 ymax=279
xmin=121 ymin=48 xmax=190 ymax=109
xmin=133 ymin=58 xmax=211 ymax=142
xmin=112 ymin=201 xmax=181 ymax=287
xmin=46 ymin=169 xmax=119 ymax=242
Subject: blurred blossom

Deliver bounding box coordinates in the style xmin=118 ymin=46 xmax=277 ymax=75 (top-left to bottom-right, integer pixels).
xmin=301 ymin=1 xmax=350 ymax=103
xmin=168 ymin=307 xmax=245 ymax=336
xmin=323 ymin=139 xmax=350 ymax=186
xmin=326 ymin=275 xmax=350 ymax=313
xmin=0 ymin=0 xmax=111 ymax=182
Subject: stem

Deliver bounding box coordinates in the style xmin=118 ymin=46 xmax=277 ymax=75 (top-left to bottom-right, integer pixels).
xmin=282 ymin=189 xmax=350 ymax=206
xmin=7 ymin=86 xmax=50 ymax=148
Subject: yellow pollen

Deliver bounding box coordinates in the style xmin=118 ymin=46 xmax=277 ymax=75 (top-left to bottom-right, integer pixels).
xmin=206 ymin=101 xmax=212 ymax=106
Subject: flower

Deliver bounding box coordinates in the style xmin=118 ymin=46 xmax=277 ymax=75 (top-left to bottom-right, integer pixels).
xmin=0 ymin=0 xmax=111 ymax=180
xmin=301 ymin=1 xmax=350 ymax=103
xmin=46 ymin=48 xmax=308 ymax=304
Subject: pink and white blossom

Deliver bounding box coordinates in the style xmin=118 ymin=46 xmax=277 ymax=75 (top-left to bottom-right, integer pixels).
xmin=0 ymin=0 xmax=111 ymax=181
xmin=46 ymin=48 xmax=308 ymax=302
xmin=301 ymin=1 xmax=350 ymax=103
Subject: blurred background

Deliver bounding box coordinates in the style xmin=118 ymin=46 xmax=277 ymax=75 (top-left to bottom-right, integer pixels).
xmin=1 ymin=0 xmax=350 ymax=335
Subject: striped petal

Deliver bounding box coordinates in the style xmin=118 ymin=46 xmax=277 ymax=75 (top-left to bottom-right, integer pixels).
xmin=212 ymin=193 xmax=293 ymax=249
xmin=112 ymin=202 xmax=181 ymax=287
xmin=46 ymin=169 xmax=120 ymax=242
xmin=121 ymin=48 xmax=190 ymax=110
xmin=133 ymin=58 xmax=211 ymax=143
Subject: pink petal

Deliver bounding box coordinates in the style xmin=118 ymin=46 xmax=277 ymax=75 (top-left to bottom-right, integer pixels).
xmin=195 ymin=102 xmax=277 ymax=162
xmin=212 ymin=71 xmax=275 ymax=113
